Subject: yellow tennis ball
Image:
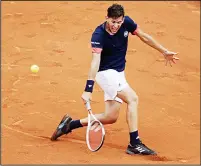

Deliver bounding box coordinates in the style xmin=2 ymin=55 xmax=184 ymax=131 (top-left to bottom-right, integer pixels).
xmin=30 ymin=64 xmax=39 ymax=73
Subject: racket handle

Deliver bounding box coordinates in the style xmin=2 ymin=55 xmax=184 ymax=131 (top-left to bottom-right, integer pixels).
xmin=85 ymin=101 xmax=91 ymax=111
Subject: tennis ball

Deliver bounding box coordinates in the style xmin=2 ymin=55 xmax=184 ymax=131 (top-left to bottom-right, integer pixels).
xmin=30 ymin=64 xmax=39 ymax=73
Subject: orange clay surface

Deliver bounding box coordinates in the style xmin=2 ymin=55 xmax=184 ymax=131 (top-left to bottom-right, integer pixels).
xmin=2 ymin=1 xmax=200 ymax=164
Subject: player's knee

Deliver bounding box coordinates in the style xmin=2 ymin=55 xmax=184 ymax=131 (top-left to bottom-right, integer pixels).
xmin=109 ymin=117 xmax=117 ymax=124
xmin=105 ymin=113 xmax=118 ymax=124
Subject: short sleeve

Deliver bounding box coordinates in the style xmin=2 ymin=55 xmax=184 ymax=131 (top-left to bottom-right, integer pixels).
xmin=124 ymin=16 xmax=138 ymax=35
xmin=91 ymin=30 xmax=103 ymax=54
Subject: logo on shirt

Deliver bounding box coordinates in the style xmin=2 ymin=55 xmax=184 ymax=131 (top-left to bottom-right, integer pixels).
xmin=124 ymin=31 xmax=128 ymax=37
xmin=91 ymin=41 xmax=100 ymax=45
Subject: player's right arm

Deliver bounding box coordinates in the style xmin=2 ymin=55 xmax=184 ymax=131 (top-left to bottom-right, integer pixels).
xmin=87 ymin=52 xmax=101 ymax=81
xmin=81 ymin=30 xmax=103 ymax=103
xmin=81 ymin=52 xmax=101 ymax=103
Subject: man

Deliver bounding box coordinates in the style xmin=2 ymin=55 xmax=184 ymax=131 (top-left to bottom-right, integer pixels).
xmin=51 ymin=4 xmax=179 ymax=155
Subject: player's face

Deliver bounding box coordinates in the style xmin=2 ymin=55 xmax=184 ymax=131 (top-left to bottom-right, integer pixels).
xmin=106 ymin=16 xmax=124 ymax=34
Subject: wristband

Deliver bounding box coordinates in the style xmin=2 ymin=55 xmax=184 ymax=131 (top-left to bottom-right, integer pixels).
xmin=84 ymin=80 xmax=95 ymax=93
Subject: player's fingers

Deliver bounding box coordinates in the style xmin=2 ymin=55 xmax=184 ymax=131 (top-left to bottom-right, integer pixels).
xmin=169 ymin=60 xmax=172 ymax=67
xmin=94 ymin=124 xmax=101 ymax=132
xmin=90 ymin=122 xmax=99 ymax=130
xmin=174 ymin=56 xmax=179 ymax=60
xmin=172 ymin=59 xmax=176 ymax=64
xmin=165 ymin=60 xmax=168 ymax=66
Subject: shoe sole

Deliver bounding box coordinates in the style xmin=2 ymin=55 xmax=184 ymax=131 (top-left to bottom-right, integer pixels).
xmin=126 ymin=149 xmax=157 ymax=155
xmin=50 ymin=114 xmax=71 ymax=141
xmin=126 ymin=149 xmax=140 ymax=155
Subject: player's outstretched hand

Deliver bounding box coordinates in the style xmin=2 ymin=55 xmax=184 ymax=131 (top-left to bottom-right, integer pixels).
xmin=163 ymin=50 xmax=179 ymax=67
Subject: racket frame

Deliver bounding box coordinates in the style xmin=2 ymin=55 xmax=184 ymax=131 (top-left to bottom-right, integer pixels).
xmin=85 ymin=101 xmax=105 ymax=152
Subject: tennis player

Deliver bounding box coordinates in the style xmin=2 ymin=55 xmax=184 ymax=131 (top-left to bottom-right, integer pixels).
xmin=51 ymin=4 xmax=179 ymax=155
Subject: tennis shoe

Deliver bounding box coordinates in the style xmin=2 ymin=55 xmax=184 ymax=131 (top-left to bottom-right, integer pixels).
xmin=51 ymin=114 xmax=72 ymax=141
xmin=126 ymin=140 xmax=157 ymax=155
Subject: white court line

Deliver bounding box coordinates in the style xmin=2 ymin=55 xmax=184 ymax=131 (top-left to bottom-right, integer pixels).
xmin=2 ymin=124 xmax=85 ymax=144
xmin=2 ymin=124 xmax=132 ymax=152
xmin=2 ymin=124 xmax=46 ymax=140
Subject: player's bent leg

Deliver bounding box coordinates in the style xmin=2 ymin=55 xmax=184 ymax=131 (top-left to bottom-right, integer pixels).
xmin=117 ymin=85 xmax=157 ymax=155
xmin=103 ymin=100 xmax=121 ymax=123
xmin=51 ymin=100 xmax=121 ymax=141
xmin=80 ymin=100 xmax=121 ymax=126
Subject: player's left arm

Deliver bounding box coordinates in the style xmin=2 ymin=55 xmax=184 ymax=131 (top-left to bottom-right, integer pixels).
xmin=134 ymin=28 xmax=179 ymax=66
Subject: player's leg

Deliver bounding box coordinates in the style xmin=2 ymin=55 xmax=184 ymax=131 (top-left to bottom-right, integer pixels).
xmin=80 ymin=100 xmax=121 ymax=126
xmin=51 ymin=69 xmax=122 ymax=140
xmin=117 ymin=86 xmax=156 ymax=155
xmin=114 ymin=71 xmax=156 ymax=155
xmin=68 ymin=91 xmax=122 ymax=131
xmin=51 ymin=69 xmax=122 ymax=141
xmin=51 ymin=100 xmax=121 ymax=141
xmin=117 ymin=85 xmax=139 ymax=142
xmin=78 ymin=69 xmax=122 ymax=126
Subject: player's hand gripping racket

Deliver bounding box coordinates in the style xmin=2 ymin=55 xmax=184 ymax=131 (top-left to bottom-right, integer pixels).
xmin=85 ymin=101 xmax=105 ymax=152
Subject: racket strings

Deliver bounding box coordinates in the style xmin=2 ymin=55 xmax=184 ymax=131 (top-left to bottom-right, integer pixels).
xmin=85 ymin=105 xmax=105 ymax=152
xmin=87 ymin=120 xmax=104 ymax=151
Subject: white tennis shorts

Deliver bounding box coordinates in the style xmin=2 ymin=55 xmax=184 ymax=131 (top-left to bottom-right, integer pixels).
xmin=95 ymin=69 xmax=129 ymax=103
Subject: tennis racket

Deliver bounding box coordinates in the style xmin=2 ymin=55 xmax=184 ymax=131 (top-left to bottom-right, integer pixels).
xmin=85 ymin=101 xmax=105 ymax=152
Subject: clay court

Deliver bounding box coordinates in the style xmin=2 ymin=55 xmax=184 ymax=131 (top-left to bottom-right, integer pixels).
xmin=2 ymin=1 xmax=200 ymax=164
